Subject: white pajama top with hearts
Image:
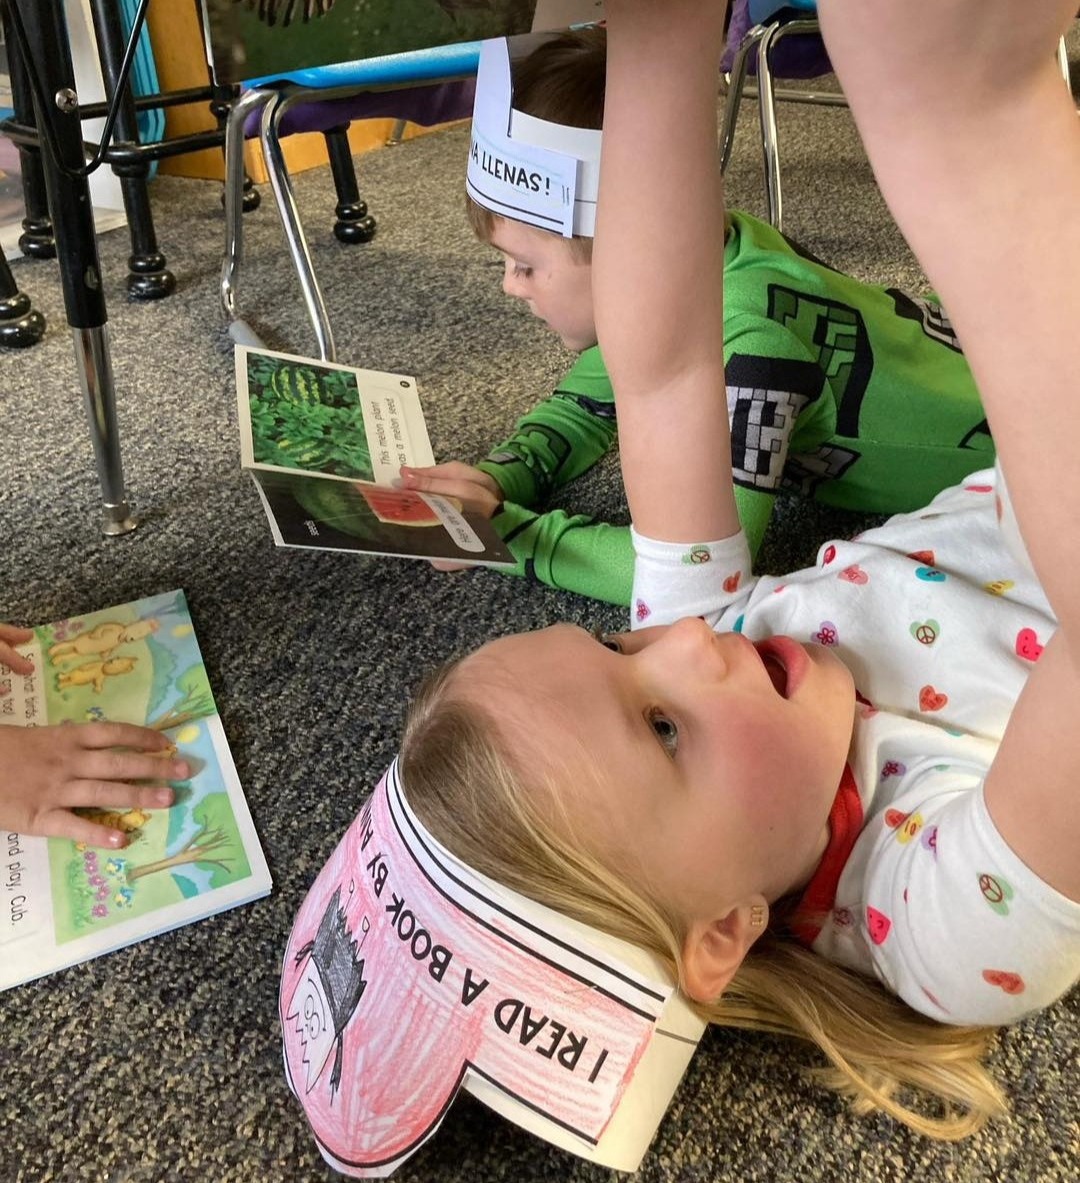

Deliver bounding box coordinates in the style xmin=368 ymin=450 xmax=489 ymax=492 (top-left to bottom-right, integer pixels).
xmin=630 ymin=467 xmax=1080 ymax=1025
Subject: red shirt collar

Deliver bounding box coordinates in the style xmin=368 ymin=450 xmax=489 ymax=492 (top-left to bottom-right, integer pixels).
xmin=789 ymin=763 xmax=864 ymax=947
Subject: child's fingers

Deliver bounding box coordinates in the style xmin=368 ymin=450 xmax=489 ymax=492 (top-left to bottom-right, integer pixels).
xmin=72 ymin=721 xmax=179 ymax=754
xmin=401 ymin=461 xmax=470 ymax=479
xmin=60 ymin=780 xmax=175 ymax=813
xmin=398 ymin=471 xmax=499 ymax=517
xmin=401 ymin=462 xmax=499 ymax=493
xmin=0 ymin=624 xmax=34 ymax=644
xmin=38 ymin=811 xmax=130 ymax=850
xmin=0 ymin=641 xmax=34 ymax=676
xmin=71 ymin=747 xmax=188 ymax=788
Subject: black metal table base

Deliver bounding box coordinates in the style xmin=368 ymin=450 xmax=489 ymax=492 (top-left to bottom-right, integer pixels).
xmin=6 ymin=0 xmax=136 ymax=534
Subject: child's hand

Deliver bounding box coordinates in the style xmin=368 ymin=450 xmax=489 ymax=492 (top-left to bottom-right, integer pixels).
xmin=0 ymin=722 xmax=188 ymax=848
xmin=398 ymin=463 xmax=504 ymax=574
xmin=0 ymin=624 xmax=35 ymax=676
xmin=398 ymin=462 xmax=502 ymax=517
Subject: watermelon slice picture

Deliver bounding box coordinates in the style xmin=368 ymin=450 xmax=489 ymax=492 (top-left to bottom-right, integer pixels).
xmin=357 ymin=485 xmax=461 ymax=528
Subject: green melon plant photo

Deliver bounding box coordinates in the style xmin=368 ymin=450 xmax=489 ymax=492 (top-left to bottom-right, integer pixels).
xmin=246 ymin=356 xmax=375 ymax=481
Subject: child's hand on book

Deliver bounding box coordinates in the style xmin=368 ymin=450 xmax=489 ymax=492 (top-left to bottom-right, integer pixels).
xmin=0 ymin=722 xmax=189 ymax=848
xmin=397 ymin=463 xmax=504 ymax=573
xmin=397 ymin=462 xmax=502 ymax=516
xmin=0 ymin=623 xmax=35 ymax=676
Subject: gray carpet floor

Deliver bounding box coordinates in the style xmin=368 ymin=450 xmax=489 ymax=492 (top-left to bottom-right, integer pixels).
xmin=1 ymin=68 xmax=1078 ymax=1183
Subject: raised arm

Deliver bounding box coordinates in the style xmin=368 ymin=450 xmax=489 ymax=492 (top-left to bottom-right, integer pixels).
xmin=594 ymin=1 xmax=739 ymax=544
xmin=819 ymin=0 xmax=1080 ymax=900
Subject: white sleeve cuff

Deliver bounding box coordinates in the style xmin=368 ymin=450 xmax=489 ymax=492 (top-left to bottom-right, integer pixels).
xmin=629 ymin=528 xmax=753 ymax=630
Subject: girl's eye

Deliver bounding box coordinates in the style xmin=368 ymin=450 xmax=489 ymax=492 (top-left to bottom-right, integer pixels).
xmin=513 ymin=263 xmax=532 ymax=278
xmin=647 ymin=709 xmax=679 ymax=758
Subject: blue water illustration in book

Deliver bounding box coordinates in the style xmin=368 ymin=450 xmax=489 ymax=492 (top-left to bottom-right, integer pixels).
xmin=31 ymin=590 xmax=254 ymax=944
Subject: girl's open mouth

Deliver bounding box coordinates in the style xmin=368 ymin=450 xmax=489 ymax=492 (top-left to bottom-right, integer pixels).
xmin=752 ymin=636 xmax=808 ymax=698
xmin=760 ymin=649 xmax=788 ymax=696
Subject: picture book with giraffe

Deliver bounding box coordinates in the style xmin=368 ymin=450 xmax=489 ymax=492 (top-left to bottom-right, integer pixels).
xmin=0 ymin=589 xmax=271 ymax=991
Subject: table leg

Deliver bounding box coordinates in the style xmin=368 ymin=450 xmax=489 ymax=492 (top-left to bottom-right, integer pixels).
xmin=13 ymin=0 xmax=135 ymax=535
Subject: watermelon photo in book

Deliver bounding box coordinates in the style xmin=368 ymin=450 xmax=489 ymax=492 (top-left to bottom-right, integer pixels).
xmin=250 ymin=468 xmax=515 ymax=567
xmin=236 ymin=345 xmax=513 ymax=566
xmin=236 ymin=345 xmax=435 ymax=486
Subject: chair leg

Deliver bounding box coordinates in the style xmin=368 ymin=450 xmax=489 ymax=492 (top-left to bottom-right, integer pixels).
xmin=756 ymin=21 xmax=783 ymax=230
xmin=719 ymin=25 xmax=766 ymax=175
xmin=87 ymin=0 xmax=175 ymax=300
xmin=0 ymin=252 xmax=46 ymax=348
xmin=221 ymin=87 xmax=278 ymax=342
xmin=13 ymin=142 xmax=54 ymax=259
xmin=261 ymin=92 xmax=336 ymax=362
xmin=2 ymin=2 xmax=55 ymax=259
xmin=323 ymin=124 xmax=377 ymax=245
xmin=385 ymin=118 xmax=408 ymax=146
xmin=14 ymin=0 xmax=134 ymax=534
xmin=211 ymin=87 xmax=262 ymax=214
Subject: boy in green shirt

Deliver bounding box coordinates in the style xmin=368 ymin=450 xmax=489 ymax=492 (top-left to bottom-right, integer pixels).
xmin=400 ymin=27 xmax=992 ymax=606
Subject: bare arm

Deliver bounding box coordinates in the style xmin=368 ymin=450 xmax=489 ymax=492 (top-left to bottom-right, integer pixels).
xmin=594 ymin=0 xmax=739 ymax=544
xmin=819 ymin=0 xmax=1080 ymax=900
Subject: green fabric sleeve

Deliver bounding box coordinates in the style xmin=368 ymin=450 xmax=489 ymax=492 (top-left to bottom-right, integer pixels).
xmin=476 ymin=347 xmax=617 ymax=507
xmin=490 ymin=501 xmax=634 ymax=607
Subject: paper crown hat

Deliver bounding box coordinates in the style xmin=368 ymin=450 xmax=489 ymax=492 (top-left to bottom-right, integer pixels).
xmin=466 ymin=35 xmax=603 ymax=238
xmin=280 ymin=759 xmax=704 ymax=1176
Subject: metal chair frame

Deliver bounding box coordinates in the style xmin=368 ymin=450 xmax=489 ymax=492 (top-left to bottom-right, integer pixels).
xmin=221 ymin=52 xmax=480 ymax=363
xmin=720 ymin=10 xmax=1074 ymax=234
xmin=719 ymin=14 xmax=840 ymax=232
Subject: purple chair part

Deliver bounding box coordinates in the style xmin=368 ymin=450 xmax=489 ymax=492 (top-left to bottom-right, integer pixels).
xmin=721 ymin=0 xmax=831 ymax=79
xmin=242 ymin=79 xmax=476 ymax=139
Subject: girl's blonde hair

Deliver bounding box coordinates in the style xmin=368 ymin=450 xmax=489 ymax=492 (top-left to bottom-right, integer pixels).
xmin=401 ymin=661 xmax=1007 ymax=1141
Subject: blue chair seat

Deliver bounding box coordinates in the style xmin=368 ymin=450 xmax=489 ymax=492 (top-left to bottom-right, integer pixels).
xmin=245 ymin=41 xmax=483 ymax=92
xmin=749 ymin=0 xmax=816 ymax=19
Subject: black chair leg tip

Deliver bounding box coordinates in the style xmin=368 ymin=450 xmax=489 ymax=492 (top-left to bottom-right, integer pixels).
xmin=129 ymin=252 xmax=168 ymax=275
xmin=336 ymin=199 xmax=369 ymax=220
xmin=127 ymin=270 xmax=177 ymax=300
xmin=0 ymin=309 xmax=47 ymax=348
xmin=18 ymin=230 xmax=56 ymax=260
xmin=224 ymin=186 xmax=263 ymax=213
xmin=333 ymin=215 xmax=377 ymax=245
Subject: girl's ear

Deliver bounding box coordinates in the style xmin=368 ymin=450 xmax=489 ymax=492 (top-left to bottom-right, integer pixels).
xmin=680 ymin=898 xmax=769 ymax=1003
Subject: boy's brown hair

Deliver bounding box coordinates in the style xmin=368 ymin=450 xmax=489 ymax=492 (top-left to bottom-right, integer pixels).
xmin=466 ymin=27 xmax=606 ymax=262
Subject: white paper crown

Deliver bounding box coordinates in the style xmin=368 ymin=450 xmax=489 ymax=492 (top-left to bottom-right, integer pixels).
xmin=466 ymin=36 xmax=603 ymax=238
xmin=280 ymin=758 xmax=703 ymax=1176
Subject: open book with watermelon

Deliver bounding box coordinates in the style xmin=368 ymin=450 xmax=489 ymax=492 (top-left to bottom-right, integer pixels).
xmin=235 ymin=346 xmax=514 ymax=566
